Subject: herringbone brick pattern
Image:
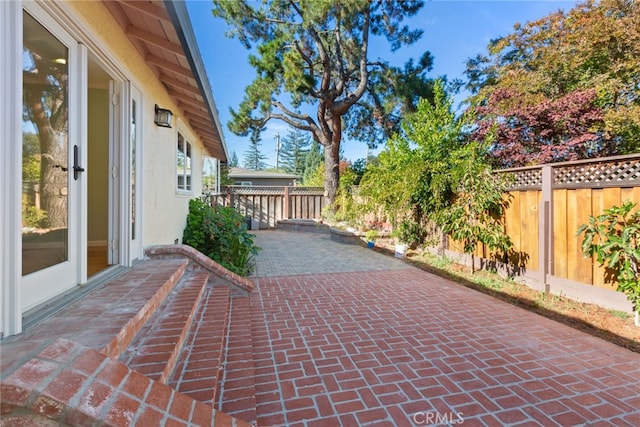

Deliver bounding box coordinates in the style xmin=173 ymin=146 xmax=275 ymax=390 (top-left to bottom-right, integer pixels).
xmin=245 ymin=268 xmax=640 ymax=426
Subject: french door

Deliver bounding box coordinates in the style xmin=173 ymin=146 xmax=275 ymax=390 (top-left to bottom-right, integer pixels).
xmin=21 ymin=7 xmax=82 ymax=310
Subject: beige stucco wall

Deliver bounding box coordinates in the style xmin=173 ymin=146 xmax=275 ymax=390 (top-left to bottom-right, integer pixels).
xmin=66 ymin=1 xmax=208 ymax=247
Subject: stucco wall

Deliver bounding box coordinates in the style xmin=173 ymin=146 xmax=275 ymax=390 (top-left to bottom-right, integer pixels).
xmin=67 ymin=1 xmax=207 ymax=247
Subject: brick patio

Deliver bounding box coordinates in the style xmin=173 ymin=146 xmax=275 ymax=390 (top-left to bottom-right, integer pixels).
xmin=1 ymin=229 xmax=639 ymax=426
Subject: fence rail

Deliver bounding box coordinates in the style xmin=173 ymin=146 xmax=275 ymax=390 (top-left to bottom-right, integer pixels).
xmin=446 ymin=153 xmax=640 ymax=312
xmin=212 ymin=186 xmax=324 ymax=229
xmin=211 ymin=155 xmax=639 ymax=312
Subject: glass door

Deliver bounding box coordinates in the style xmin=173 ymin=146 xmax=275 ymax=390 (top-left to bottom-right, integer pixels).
xmin=21 ymin=9 xmax=80 ymax=310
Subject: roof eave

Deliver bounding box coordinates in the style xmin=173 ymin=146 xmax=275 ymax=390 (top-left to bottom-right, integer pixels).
xmin=163 ymin=0 xmax=228 ymax=162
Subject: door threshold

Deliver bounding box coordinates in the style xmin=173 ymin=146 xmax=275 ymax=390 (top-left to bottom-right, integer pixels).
xmin=22 ymin=265 xmax=129 ymax=331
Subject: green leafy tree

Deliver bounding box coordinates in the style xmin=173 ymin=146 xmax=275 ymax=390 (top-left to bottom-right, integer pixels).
xmin=212 ymin=0 xmax=433 ymax=206
xmin=279 ymin=127 xmax=310 ymax=176
xmin=465 ymin=0 xmax=640 ymax=164
xmin=243 ymin=128 xmax=268 ymax=170
xmin=578 ymin=202 xmax=640 ymax=325
xmin=360 ymin=80 xmax=511 ymax=267
xmin=303 ymin=140 xmax=324 ymax=185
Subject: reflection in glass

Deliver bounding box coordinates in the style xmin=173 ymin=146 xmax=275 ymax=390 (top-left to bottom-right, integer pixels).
xmin=22 ymin=12 xmax=69 ymax=275
xmin=177 ymin=133 xmax=192 ymax=191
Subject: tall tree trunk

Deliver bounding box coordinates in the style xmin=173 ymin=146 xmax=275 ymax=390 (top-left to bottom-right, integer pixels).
xmin=323 ymin=143 xmax=339 ymax=208
xmin=322 ymin=116 xmax=342 ymax=208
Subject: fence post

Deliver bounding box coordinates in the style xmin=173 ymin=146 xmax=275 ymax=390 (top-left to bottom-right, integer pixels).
xmin=283 ymin=186 xmax=290 ymax=220
xmin=539 ymin=166 xmax=553 ymax=292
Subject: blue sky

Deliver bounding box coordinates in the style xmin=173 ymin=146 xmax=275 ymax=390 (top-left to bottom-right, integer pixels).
xmin=186 ymin=0 xmax=578 ymax=167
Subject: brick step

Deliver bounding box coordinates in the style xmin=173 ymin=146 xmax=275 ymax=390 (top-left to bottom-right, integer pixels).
xmin=0 ymin=338 xmax=252 ymax=427
xmin=250 ymin=293 xmax=286 ymax=426
xmin=119 ymin=271 xmax=209 ymax=383
xmin=0 ymin=259 xmax=189 ymax=375
xmin=216 ymin=295 xmax=258 ymax=424
xmin=168 ymin=283 xmax=231 ymax=405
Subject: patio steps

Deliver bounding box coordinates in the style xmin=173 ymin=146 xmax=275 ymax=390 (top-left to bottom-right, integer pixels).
xmin=168 ymin=283 xmax=231 ymax=405
xmin=118 ymin=270 xmax=210 ymax=383
xmin=1 ymin=250 xmax=258 ymax=427
xmin=216 ymin=295 xmax=258 ymax=423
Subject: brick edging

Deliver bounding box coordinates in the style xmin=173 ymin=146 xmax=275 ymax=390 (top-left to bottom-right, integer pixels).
xmin=145 ymin=245 xmax=254 ymax=293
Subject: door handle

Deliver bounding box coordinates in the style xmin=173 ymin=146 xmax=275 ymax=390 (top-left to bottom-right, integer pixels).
xmin=73 ymin=145 xmax=85 ymax=180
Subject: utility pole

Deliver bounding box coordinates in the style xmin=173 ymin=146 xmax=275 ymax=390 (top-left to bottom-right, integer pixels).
xmin=275 ymin=133 xmax=281 ymax=170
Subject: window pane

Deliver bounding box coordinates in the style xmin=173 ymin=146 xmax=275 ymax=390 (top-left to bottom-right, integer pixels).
xmin=22 ymin=12 xmax=69 ymax=275
xmin=177 ymin=132 xmax=185 ymax=190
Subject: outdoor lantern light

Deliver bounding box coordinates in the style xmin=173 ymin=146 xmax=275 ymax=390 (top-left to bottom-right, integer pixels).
xmin=154 ymin=104 xmax=173 ymax=128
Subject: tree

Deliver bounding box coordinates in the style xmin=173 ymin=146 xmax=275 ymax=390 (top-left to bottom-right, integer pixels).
xmin=229 ymin=151 xmax=239 ymax=168
xmin=303 ymin=140 xmax=323 ymax=185
xmin=212 ymin=0 xmax=432 ymax=206
xmin=473 ymin=88 xmax=607 ymax=168
xmin=360 ymin=80 xmax=511 ymax=266
xmin=464 ymin=0 xmax=640 ymax=167
xmin=578 ymin=202 xmax=640 ymax=326
xmin=243 ymin=128 xmax=268 ymax=170
xmin=279 ymin=126 xmax=310 ymax=176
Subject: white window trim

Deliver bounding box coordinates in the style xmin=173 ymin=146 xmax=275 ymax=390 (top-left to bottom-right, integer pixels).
xmin=176 ymin=122 xmax=195 ymax=195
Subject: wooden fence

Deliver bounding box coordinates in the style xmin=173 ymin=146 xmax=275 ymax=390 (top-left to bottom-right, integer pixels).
xmin=212 ymin=186 xmax=324 ymax=229
xmin=210 ymin=155 xmax=639 ymax=311
xmin=444 ymin=154 xmax=640 ymax=312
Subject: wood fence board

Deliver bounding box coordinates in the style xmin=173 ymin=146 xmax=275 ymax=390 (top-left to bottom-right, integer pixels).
xmin=565 ymin=190 xmax=577 ymax=281
xmin=590 ymin=189 xmax=606 ymax=287
xmin=553 ymin=189 xmax=568 ymax=278
xmin=521 ymin=190 xmax=539 ymax=270
xmin=504 ymin=192 xmax=520 ymax=252
xmin=573 ymin=189 xmax=593 ymax=284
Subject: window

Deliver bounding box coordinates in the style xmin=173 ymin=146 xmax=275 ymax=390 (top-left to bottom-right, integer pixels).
xmin=202 ymin=156 xmax=218 ymax=194
xmin=177 ymin=132 xmax=192 ymax=191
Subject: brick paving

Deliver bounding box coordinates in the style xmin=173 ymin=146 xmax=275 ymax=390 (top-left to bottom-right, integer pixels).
xmin=245 ymin=230 xmax=640 ymax=426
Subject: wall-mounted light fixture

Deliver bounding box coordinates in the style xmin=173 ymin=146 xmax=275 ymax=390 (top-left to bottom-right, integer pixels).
xmin=154 ymin=104 xmax=173 ymax=128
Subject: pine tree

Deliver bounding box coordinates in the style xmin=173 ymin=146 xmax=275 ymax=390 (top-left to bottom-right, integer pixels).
xmin=279 ymin=127 xmax=311 ymax=176
xmin=303 ymin=141 xmax=323 ymax=185
xmin=243 ymin=129 xmax=268 ymax=170
xmin=229 ymin=151 xmax=239 ymax=168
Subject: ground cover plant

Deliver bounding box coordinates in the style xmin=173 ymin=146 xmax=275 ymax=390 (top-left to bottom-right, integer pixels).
xmin=183 ymin=198 xmax=259 ymax=276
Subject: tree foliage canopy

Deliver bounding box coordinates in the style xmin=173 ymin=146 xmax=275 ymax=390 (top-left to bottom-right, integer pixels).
xmin=243 ymin=128 xmax=268 ymax=170
xmin=212 ymin=0 xmax=432 ymax=204
xmin=279 ymin=126 xmax=310 ymax=175
xmin=359 ymin=81 xmax=511 ymax=257
xmin=465 ymin=0 xmax=640 ymax=167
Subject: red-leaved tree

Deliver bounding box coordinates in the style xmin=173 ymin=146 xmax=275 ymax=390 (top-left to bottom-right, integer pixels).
xmin=473 ymin=88 xmax=610 ymax=168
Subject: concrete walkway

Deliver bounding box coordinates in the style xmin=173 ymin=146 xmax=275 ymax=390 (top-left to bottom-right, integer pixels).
xmin=247 ymin=230 xmax=640 ymax=426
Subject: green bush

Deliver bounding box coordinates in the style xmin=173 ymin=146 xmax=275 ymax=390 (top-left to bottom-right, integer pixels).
xmin=397 ymin=219 xmax=426 ymax=248
xmin=183 ymin=198 xmax=260 ymax=276
xmin=578 ymin=201 xmax=640 ymax=322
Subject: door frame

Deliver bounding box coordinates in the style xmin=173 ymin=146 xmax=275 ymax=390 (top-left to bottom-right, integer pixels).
xmin=1 ymin=0 xmax=24 ymax=337
xmin=1 ymin=0 xmax=142 ymax=338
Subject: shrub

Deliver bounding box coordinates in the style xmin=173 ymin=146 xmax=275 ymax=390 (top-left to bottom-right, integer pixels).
xmin=578 ymin=201 xmax=640 ymax=325
xmin=183 ymin=198 xmax=259 ymax=276
xmin=396 ymin=219 xmax=426 ymax=248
